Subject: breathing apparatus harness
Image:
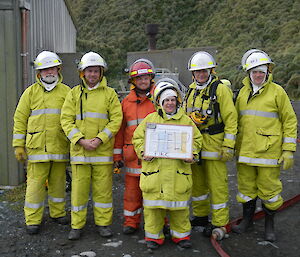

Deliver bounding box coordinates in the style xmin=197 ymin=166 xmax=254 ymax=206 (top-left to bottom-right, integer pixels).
xmin=186 ymin=79 xmax=224 ymax=135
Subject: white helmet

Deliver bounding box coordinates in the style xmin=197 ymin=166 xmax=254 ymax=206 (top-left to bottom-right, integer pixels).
xmin=242 ymin=49 xmax=274 ymax=71
xmin=188 ymin=51 xmax=216 ymax=71
xmin=153 ymin=78 xmax=183 ymax=105
xmin=34 ymin=51 xmax=62 ymax=70
xmin=78 ymin=52 xmax=107 ymax=71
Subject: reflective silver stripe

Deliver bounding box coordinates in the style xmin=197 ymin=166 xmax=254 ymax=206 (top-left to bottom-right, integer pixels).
xmin=238 ymin=156 xmax=278 ymax=165
xmin=192 ymin=194 xmax=209 ymax=202
xmin=283 ymin=137 xmax=297 ymax=144
xmin=211 ymin=202 xmax=228 ymax=210
xmin=71 ymin=156 xmax=113 ymax=163
xmin=94 ymin=202 xmax=113 ymax=208
xmin=28 ymin=154 xmax=69 ymax=161
xmin=201 ymin=151 xmax=219 ymax=158
xmin=126 ymin=167 xmax=141 ymax=174
xmin=127 ymin=118 xmax=144 ymax=127
xmin=143 ymin=199 xmax=189 ymax=208
xmin=124 ymin=208 xmax=142 ymax=216
xmin=262 ymin=194 xmax=280 ymax=204
xmin=240 ymin=110 xmax=278 ymax=118
xmin=76 ymin=112 xmax=108 ymax=120
xmin=13 ymin=134 xmax=26 ymax=139
xmin=103 ymin=128 xmax=112 ymax=138
xmin=237 ymin=192 xmax=253 ymax=202
xmin=145 ymin=230 xmax=163 ymax=239
xmin=72 ymin=203 xmax=88 ymax=212
xmin=48 ymin=195 xmax=65 ymax=203
xmin=31 ymin=109 xmax=61 ymax=116
xmin=24 ymin=201 xmax=44 ymax=209
xmin=68 ymin=128 xmax=80 ymax=140
xmin=224 ymin=133 xmax=236 ymax=140
xmin=113 ymin=148 xmax=122 ymax=154
xmin=170 ymin=229 xmax=191 ymax=238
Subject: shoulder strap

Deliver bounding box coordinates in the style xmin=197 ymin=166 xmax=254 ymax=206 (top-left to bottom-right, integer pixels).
xmin=208 ymin=80 xmax=221 ymax=100
xmin=183 ymin=87 xmax=194 ymax=112
xmin=208 ymin=80 xmax=222 ymax=124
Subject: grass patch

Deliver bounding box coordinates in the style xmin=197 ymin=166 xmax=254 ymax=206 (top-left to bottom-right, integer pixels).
xmin=0 ymin=183 xmax=26 ymax=211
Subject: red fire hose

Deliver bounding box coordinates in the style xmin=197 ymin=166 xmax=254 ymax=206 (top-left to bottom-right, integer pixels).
xmin=211 ymin=193 xmax=300 ymax=257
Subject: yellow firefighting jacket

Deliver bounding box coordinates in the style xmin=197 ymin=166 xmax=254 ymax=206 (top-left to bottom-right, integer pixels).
xmin=133 ymin=107 xmax=202 ymax=209
xmin=184 ymin=76 xmax=237 ymax=160
xmin=60 ymin=76 xmax=122 ymax=164
xmin=13 ymin=73 xmax=70 ymax=162
xmin=236 ymin=74 xmax=297 ymax=166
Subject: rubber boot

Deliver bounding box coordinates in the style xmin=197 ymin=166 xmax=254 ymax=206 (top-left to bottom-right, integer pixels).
xmin=190 ymin=216 xmax=209 ymax=227
xmin=123 ymin=226 xmax=137 ymax=235
xmin=98 ymin=225 xmax=113 ymax=238
xmin=68 ymin=229 xmax=81 ymax=240
xmin=203 ymin=223 xmax=217 ymax=237
xmin=263 ymin=205 xmax=276 ymax=242
xmin=232 ymin=199 xmax=256 ymax=234
xmin=26 ymin=225 xmax=40 ymax=235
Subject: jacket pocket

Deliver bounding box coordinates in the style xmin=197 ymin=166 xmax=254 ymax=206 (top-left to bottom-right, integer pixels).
xmin=175 ymin=170 xmax=192 ymax=194
xmin=123 ymin=144 xmax=137 ymax=162
xmin=47 ymin=129 xmax=69 ymax=153
xmin=255 ymin=128 xmax=280 ymax=153
xmin=26 ymin=131 xmax=44 ymax=149
xmin=140 ymin=170 xmax=160 ymax=193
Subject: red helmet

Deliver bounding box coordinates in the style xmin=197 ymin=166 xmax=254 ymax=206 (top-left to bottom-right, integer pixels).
xmin=129 ymin=59 xmax=155 ymax=79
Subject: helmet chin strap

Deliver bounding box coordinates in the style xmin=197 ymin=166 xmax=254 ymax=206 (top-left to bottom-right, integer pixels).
xmin=195 ymin=74 xmax=212 ymax=89
xmin=249 ymin=71 xmax=267 ymax=87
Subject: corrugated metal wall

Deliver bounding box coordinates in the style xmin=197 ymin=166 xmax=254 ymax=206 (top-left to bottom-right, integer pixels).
xmin=0 ymin=0 xmax=24 ymax=187
xmin=0 ymin=0 xmax=77 ymax=186
xmin=28 ymin=0 xmax=77 ymax=84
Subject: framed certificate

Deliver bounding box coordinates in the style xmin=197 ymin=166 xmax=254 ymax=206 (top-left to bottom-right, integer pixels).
xmin=144 ymin=123 xmax=193 ymax=160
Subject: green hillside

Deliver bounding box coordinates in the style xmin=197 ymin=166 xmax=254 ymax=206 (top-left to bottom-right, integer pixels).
xmin=69 ymin=0 xmax=300 ymax=97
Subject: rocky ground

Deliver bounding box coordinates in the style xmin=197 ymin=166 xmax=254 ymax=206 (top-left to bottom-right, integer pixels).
xmin=3 ymin=98 xmax=300 ymax=257
xmin=1 ymin=155 xmax=300 ymax=257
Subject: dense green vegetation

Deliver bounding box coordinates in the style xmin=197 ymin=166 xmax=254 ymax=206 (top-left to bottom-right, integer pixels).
xmin=69 ymin=0 xmax=300 ymax=97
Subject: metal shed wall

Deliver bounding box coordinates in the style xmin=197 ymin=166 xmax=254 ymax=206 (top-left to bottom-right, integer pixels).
xmin=0 ymin=0 xmax=77 ymax=186
xmin=0 ymin=0 xmax=24 ymax=187
xmin=127 ymin=47 xmax=217 ymax=87
xmin=28 ymin=0 xmax=77 ymax=84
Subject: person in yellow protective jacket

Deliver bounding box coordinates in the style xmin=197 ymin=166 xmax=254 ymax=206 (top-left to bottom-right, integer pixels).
xmin=232 ymin=49 xmax=297 ymax=242
xmin=184 ymin=51 xmax=238 ymax=237
xmin=61 ymin=52 xmax=122 ymax=240
xmin=133 ymin=78 xmax=202 ymax=249
xmin=13 ymin=51 xmax=70 ymax=235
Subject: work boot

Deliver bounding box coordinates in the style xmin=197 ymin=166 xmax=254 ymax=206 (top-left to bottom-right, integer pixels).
xmin=190 ymin=216 xmax=209 ymax=227
xmin=68 ymin=229 xmax=81 ymax=240
xmin=177 ymin=239 xmax=192 ymax=248
xmin=123 ymin=226 xmax=137 ymax=235
xmin=51 ymin=216 xmax=69 ymax=225
xmin=232 ymin=199 xmax=257 ymax=234
xmin=263 ymin=205 xmax=276 ymax=242
xmin=26 ymin=225 xmax=40 ymax=235
xmin=163 ymin=224 xmax=170 ymax=237
xmin=146 ymin=240 xmax=159 ymax=249
xmin=203 ymin=223 xmax=217 ymax=237
xmin=98 ymin=225 xmax=113 ymax=238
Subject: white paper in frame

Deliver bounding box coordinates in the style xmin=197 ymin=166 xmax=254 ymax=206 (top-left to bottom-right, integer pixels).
xmin=144 ymin=123 xmax=193 ymax=160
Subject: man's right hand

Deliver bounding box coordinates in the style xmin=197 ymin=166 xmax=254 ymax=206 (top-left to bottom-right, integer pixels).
xmin=78 ymin=138 xmax=97 ymax=151
xmin=14 ymin=147 xmax=27 ymax=162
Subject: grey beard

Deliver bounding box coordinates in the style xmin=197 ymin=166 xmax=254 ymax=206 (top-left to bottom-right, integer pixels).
xmin=41 ymin=75 xmax=58 ymax=84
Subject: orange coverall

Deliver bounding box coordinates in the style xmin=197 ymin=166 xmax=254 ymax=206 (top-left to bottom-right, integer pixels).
xmin=114 ymin=87 xmax=155 ymax=229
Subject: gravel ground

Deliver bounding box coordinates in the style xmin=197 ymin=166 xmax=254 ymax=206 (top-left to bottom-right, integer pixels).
xmin=1 ymin=155 xmax=300 ymax=257
xmin=1 ymin=127 xmax=300 ymax=257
